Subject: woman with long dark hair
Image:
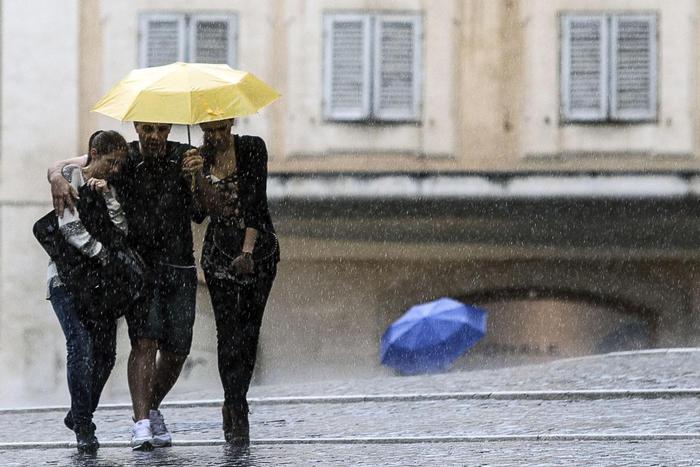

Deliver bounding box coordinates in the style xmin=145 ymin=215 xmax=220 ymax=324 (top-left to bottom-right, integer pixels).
xmin=38 ymin=130 xmax=143 ymax=452
xmin=184 ymin=118 xmax=279 ymax=446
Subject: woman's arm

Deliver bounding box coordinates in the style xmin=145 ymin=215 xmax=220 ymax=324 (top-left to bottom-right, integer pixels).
xmin=230 ymin=137 xmax=271 ymax=274
xmin=48 ymin=154 xmax=89 ymax=217
xmin=183 ymin=149 xmax=229 ymax=221
xmin=241 ymin=136 xmax=270 ymax=234
xmin=241 ymin=228 xmax=258 ymax=254
xmin=57 ymin=166 xmax=108 ymax=264
xmin=230 ymin=228 xmax=258 ymax=274
xmin=103 ymin=188 xmax=128 ymax=235
xmin=59 ymin=213 xmax=107 ymax=263
xmin=87 ymin=178 xmax=128 ymax=235
xmin=191 ymin=171 xmax=228 ymax=219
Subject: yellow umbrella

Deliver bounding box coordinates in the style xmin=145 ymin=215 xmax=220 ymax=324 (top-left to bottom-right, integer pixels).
xmin=92 ymin=62 xmax=280 ymax=126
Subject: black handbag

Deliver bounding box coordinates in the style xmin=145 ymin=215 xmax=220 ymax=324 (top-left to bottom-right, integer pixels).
xmin=33 ymin=210 xmax=62 ymax=260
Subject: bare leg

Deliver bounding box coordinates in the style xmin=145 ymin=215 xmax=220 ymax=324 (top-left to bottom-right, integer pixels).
xmin=150 ymin=350 xmax=187 ymax=410
xmin=128 ymin=338 xmax=158 ymax=421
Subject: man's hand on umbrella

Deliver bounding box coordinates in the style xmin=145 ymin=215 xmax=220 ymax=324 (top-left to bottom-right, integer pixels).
xmin=181 ymin=149 xmax=203 ymax=178
xmin=50 ymin=172 xmax=78 ymax=218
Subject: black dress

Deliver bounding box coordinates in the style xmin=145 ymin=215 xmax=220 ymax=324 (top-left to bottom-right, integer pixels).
xmin=196 ymin=134 xmax=279 ymax=411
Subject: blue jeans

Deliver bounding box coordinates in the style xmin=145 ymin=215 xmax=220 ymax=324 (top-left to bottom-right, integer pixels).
xmin=49 ymin=284 xmax=117 ymax=429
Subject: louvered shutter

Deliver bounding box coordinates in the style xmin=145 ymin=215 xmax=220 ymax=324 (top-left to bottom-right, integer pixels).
xmin=190 ymin=15 xmax=237 ymax=66
xmin=323 ymin=15 xmax=372 ymax=121
xmin=373 ymin=15 xmax=422 ymax=121
xmin=610 ymin=15 xmax=657 ymax=121
xmin=139 ymin=14 xmax=186 ymax=68
xmin=561 ymin=15 xmax=608 ymax=121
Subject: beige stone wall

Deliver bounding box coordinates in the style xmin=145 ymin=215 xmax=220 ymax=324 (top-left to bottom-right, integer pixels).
xmin=520 ymin=0 xmax=696 ymax=159
xmin=81 ymin=0 xmax=700 ymax=171
xmin=0 ymin=1 xmax=80 ymax=202
xmin=453 ymin=0 xmax=700 ymax=172
xmin=456 ymin=0 xmax=523 ymax=170
xmin=281 ymin=0 xmax=456 ymax=157
xmin=0 ymin=0 xmax=81 ymax=404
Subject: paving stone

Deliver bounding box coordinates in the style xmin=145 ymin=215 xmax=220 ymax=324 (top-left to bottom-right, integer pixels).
xmin=0 ymin=441 xmax=699 ymax=467
xmin=0 ymin=351 xmax=698 ymax=465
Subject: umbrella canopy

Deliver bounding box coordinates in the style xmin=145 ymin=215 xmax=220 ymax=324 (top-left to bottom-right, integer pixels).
xmin=92 ymin=62 xmax=280 ymax=124
xmin=380 ymin=298 xmax=487 ymax=375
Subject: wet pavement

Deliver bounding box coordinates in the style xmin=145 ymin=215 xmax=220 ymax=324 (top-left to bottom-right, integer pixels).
xmin=2 ymin=441 xmax=700 ymax=467
xmin=0 ymin=349 xmax=698 ymax=466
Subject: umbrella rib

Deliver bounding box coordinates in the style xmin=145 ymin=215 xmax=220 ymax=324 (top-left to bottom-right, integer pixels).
xmin=235 ymin=81 xmax=258 ymax=115
xmin=386 ymin=320 xmax=423 ymax=343
xmin=120 ymin=67 xmax=176 ymax=120
xmin=122 ymin=86 xmax=148 ymax=123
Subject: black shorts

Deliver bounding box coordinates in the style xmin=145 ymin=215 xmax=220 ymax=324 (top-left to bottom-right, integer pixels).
xmin=126 ymin=265 xmax=197 ymax=356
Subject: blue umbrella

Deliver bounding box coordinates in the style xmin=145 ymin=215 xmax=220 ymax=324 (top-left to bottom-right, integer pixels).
xmin=380 ymin=298 xmax=487 ymax=375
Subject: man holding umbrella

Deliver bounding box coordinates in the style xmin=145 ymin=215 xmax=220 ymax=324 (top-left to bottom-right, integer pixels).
xmin=49 ymin=122 xmax=203 ymax=450
xmin=49 ymin=62 xmax=279 ymax=449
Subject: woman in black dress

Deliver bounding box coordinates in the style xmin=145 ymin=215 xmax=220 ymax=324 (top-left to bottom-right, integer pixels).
xmin=186 ymin=118 xmax=279 ymax=446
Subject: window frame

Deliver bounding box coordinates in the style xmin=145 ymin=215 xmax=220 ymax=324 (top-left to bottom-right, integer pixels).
xmin=188 ymin=14 xmax=238 ymax=67
xmin=372 ymin=14 xmax=423 ymax=122
xmin=323 ymin=12 xmax=423 ymax=123
xmin=138 ymin=12 xmax=238 ymax=68
xmin=609 ymin=14 xmax=658 ymax=122
xmin=560 ymin=11 xmax=658 ymax=124
xmin=560 ymin=14 xmax=609 ymax=122
xmin=138 ymin=13 xmax=187 ymax=68
xmin=322 ymin=13 xmax=373 ymax=121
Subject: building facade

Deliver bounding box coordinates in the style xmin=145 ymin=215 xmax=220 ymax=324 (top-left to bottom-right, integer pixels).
xmin=1 ymin=0 xmax=699 ymax=404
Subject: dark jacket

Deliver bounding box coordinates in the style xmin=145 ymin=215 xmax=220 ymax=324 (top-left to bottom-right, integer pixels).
xmin=34 ymin=185 xmax=146 ymax=325
xmin=235 ymin=135 xmax=276 ymax=236
xmin=119 ymin=141 xmax=196 ymax=267
xmin=197 ymin=134 xmax=279 ymax=268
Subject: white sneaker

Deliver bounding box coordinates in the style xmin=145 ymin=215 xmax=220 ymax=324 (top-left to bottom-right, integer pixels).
xmin=130 ymin=419 xmax=153 ymax=451
xmin=149 ymin=409 xmax=172 ymax=447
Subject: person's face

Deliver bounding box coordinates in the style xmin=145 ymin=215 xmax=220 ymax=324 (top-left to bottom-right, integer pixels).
xmin=134 ymin=122 xmax=171 ymax=157
xmin=91 ymin=147 xmax=128 ymax=181
xmin=200 ymin=119 xmax=233 ymax=153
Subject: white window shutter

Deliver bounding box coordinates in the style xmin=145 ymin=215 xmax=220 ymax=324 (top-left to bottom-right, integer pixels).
xmin=139 ymin=14 xmax=186 ymax=68
xmin=561 ymin=15 xmax=609 ymax=122
xmin=323 ymin=14 xmax=372 ymax=121
xmin=189 ymin=15 xmax=237 ymax=66
xmin=610 ymin=15 xmax=657 ymax=121
xmin=373 ymin=15 xmax=422 ymax=121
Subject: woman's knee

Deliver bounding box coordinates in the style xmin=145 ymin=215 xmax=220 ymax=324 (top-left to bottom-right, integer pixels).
xmin=65 ymin=334 xmax=92 ymax=366
xmin=66 ymin=350 xmax=92 ymax=370
xmin=97 ymin=349 xmax=116 ymax=371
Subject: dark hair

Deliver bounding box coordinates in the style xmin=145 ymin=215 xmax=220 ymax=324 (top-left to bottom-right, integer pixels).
xmin=87 ymin=130 xmax=128 ymax=164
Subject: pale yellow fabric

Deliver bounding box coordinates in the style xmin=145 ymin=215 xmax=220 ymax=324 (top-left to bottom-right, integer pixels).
xmin=92 ymin=62 xmax=280 ymax=124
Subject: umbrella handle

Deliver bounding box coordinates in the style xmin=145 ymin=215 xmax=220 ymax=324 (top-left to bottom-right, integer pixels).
xmin=187 ymin=125 xmax=196 ymax=192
